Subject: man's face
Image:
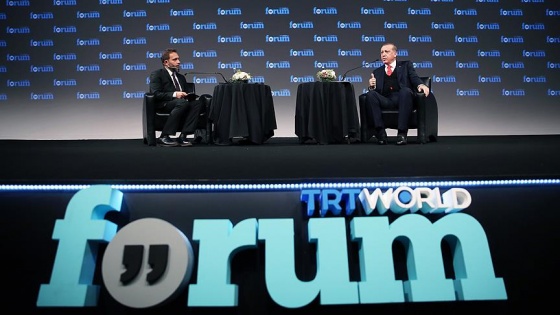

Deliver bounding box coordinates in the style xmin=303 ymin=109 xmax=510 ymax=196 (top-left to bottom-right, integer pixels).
xmin=380 ymin=44 xmax=397 ymax=65
xmin=164 ymin=52 xmax=181 ymax=70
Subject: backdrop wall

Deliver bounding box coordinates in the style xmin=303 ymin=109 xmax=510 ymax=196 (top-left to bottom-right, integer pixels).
xmin=1 ymin=0 xmax=559 ymax=140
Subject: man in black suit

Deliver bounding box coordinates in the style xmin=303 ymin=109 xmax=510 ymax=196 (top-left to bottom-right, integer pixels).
xmin=149 ymin=48 xmax=201 ymax=147
xmin=365 ymin=42 xmax=430 ymax=145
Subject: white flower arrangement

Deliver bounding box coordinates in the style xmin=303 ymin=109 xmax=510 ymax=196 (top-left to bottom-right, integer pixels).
xmin=231 ymin=69 xmax=252 ymax=83
xmin=316 ymin=69 xmax=337 ymax=81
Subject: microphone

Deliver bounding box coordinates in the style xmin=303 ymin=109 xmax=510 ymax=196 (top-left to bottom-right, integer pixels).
xmin=185 ymin=71 xmax=228 ymax=83
xmin=167 ymin=65 xmax=180 ymax=73
xmin=340 ymin=59 xmax=379 ymax=81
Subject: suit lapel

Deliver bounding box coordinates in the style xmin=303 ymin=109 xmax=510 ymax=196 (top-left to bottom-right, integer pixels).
xmin=162 ymin=69 xmax=174 ymax=88
xmin=396 ymin=61 xmax=405 ymax=84
xmin=177 ymin=72 xmax=187 ymax=86
xmin=375 ymin=67 xmax=384 ymax=90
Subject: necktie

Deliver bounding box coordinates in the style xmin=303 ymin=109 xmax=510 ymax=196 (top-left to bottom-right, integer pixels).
xmin=386 ymin=65 xmax=393 ymax=76
xmin=172 ymin=72 xmax=181 ymax=91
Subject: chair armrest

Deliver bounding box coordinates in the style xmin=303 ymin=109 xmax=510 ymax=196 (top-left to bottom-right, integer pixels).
xmin=144 ymin=93 xmax=156 ymax=116
xmin=142 ymin=93 xmax=157 ymax=146
xmin=197 ymin=93 xmax=213 ymax=144
xmin=198 ymin=94 xmax=212 ymax=119
xmin=198 ymin=94 xmax=212 ymax=109
xmin=358 ymin=93 xmax=375 ymax=141
xmin=414 ymin=90 xmax=438 ymax=143
xmin=424 ymin=93 xmax=438 ymax=135
xmin=420 ymin=76 xmax=431 ymax=89
xmin=414 ymin=75 xmax=431 ymax=109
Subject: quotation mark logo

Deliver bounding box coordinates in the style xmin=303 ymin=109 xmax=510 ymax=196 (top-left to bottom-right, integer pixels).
xmin=120 ymin=244 xmax=169 ymax=285
xmin=101 ymin=218 xmax=195 ymax=308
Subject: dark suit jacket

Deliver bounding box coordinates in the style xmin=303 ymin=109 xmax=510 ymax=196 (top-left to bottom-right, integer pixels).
xmin=372 ymin=60 xmax=423 ymax=95
xmin=149 ymin=68 xmax=194 ymax=104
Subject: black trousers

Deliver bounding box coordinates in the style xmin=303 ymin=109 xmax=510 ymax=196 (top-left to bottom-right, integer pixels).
xmin=158 ymin=98 xmax=202 ymax=136
xmin=365 ymin=87 xmax=414 ymax=133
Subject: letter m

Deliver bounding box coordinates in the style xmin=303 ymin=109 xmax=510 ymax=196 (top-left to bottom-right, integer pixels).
xmin=351 ymin=213 xmax=507 ymax=303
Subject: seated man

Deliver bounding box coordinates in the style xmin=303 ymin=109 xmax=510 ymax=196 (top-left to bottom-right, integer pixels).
xmin=365 ymin=42 xmax=430 ymax=145
xmin=149 ymin=48 xmax=201 ymax=147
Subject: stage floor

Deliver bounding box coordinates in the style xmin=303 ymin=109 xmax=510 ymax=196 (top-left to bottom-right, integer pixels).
xmin=2 ymin=135 xmax=559 ymax=183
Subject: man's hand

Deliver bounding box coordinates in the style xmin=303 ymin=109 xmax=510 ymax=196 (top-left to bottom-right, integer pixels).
xmin=175 ymin=91 xmax=188 ymax=99
xmin=368 ymin=73 xmax=376 ymax=90
xmin=417 ymin=84 xmax=430 ymax=96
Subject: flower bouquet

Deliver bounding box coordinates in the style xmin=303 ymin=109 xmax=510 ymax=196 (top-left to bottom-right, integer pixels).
xmin=231 ymin=69 xmax=252 ymax=83
xmin=316 ymin=69 xmax=337 ymax=82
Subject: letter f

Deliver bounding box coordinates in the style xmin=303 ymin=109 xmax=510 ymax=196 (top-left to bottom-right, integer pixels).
xmin=37 ymin=185 xmax=123 ymax=307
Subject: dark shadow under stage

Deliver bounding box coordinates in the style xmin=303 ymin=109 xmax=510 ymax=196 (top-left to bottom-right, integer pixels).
xmin=3 ymin=136 xmax=560 ymax=315
xmin=2 ymin=135 xmax=559 ymax=183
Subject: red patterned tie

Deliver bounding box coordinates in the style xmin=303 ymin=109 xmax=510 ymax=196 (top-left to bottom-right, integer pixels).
xmin=386 ymin=65 xmax=392 ymax=76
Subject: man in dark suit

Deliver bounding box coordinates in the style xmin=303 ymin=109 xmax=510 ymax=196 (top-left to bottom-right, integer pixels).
xmin=365 ymin=43 xmax=430 ymax=145
xmin=149 ymin=48 xmax=201 ymax=147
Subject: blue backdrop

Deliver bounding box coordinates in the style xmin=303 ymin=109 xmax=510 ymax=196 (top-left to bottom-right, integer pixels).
xmin=1 ymin=0 xmax=559 ymax=139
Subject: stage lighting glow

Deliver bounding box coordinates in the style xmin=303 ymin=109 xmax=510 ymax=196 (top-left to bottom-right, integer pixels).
xmin=0 ymin=179 xmax=559 ymax=192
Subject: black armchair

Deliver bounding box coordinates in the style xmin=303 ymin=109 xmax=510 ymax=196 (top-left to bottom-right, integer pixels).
xmin=358 ymin=76 xmax=438 ymax=144
xmin=142 ymin=82 xmax=213 ymax=146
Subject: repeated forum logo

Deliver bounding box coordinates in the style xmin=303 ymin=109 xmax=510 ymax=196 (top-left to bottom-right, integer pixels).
xmin=37 ymin=185 xmax=507 ymax=309
xmin=432 ymin=49 xmax=456 ymax=57
xmin=217 ymin=7 xmax=242 ymax=15
xmin=432 ymin=74 xmax=457 ymax=83
xmin=4 ymin=1 xmax=558 ymax=106
xmin=265 ymin=7 xmax=289 ymax=15
xmin=360 ymin=7 xmax=384 ymax=15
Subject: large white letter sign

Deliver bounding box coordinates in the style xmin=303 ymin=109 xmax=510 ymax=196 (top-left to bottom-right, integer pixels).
xmin=37 ymin=185 xmax=123 ymax=307
xmin=258 ymin=218 xmax=359 ymax=308
xmin=351 ymin=213 xmax=507 ymax=303
xmin=188 ymin=218 xmax=258 ymax=307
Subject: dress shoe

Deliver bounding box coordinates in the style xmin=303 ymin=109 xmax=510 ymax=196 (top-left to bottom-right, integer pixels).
xmin=237 ymin=137 xmax=253 ymax=145
xmin=345 ymin=134 xmax=359 ymax=144
xmin=302 ymin=137 xmax=317 ymax=145
xmin=375 ymin=129 xmax=388 ymax=145
xmin=396 ymin=134 xmax=408 ymax=145
xmin=177 ymin=135 xmax=193 ymax=147
xmin=157 ymin=135 xmax=178 ymax=147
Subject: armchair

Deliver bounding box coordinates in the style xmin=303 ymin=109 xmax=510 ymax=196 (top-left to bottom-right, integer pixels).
xmin=142 ymin=82 xmax=213 ymax=146
xmin=358 ymin=76 xmax=438 ymax=144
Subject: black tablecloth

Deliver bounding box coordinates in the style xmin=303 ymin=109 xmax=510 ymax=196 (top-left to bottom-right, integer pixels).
xmin=209 ymin=83 xmax=277 ymax=145
xmin=295 ymin=81 xmax=360 ymax=144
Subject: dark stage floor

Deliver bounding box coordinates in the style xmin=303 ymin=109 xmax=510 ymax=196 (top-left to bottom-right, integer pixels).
xmin=2 ymin=135 xmax=559 ymax=184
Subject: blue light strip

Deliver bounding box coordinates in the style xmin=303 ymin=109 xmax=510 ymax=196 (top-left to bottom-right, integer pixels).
xmin=0 ymin=179 xmax=559 ymax=192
